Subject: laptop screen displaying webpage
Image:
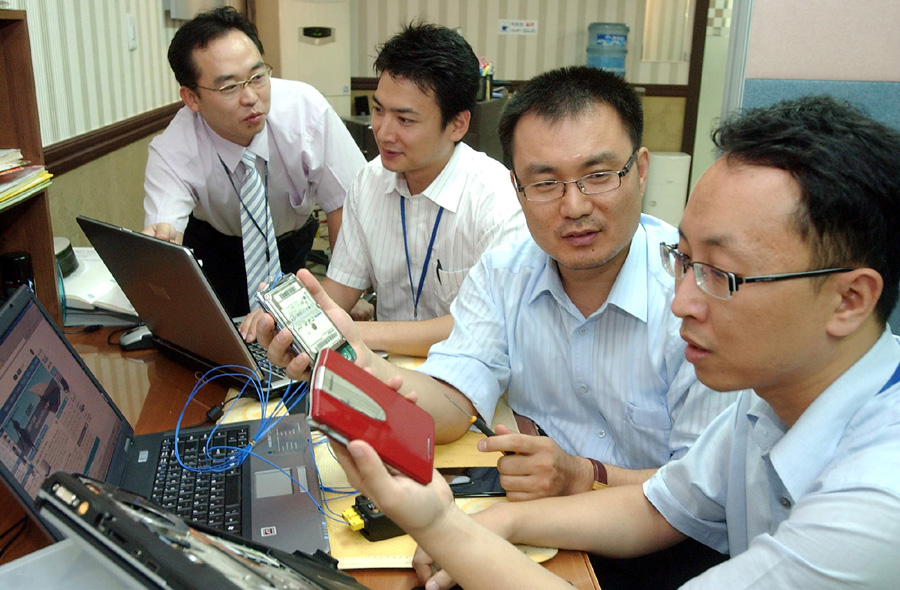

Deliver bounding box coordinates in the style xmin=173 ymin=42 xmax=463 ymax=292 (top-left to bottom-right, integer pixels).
xmin=0 ymin=290 xmax=125 ymax=504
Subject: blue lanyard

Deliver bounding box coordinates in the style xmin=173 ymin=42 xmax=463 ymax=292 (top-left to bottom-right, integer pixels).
xmin=879 ymin=361 xmax=900 ymax=394
xmin=400 ymin=197 xmax=443 ymax=319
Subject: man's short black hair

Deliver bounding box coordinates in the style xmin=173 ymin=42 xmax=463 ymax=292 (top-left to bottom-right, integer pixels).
xmin=168 ymin=6 xmax=264 ymax=88
xmin=498 ymin=66 xmax=643 ymax=166
xmin=373 ymin=22 xmax=479 ymax=128
xmin=713 ymin=95 xmax=900 ymax=324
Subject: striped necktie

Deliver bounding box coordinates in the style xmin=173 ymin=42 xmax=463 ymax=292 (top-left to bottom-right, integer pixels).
xmin=240 ymin=150 xmax=281 ymax=310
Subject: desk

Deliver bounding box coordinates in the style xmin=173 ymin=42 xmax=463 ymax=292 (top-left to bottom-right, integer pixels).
xmin=1 ymin=327 xmax=600 ymax=590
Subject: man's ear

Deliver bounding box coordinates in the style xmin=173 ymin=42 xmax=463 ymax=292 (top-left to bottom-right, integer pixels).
xmin=825 ymin=268 xmax=883 ymax=337
xmin=447 ymin=109 xmax=471 ymax=142
xmin=180 ymin=85 xmax=202 ymax=113
xmin=635 ymin=147 xmax=650 ymax=196
xmin=508 ymin=169 xmax=521 ymax=197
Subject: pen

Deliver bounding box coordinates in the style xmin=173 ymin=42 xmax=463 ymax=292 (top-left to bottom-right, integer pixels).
xmin=443 ymin=394 xmax=512 ymax=456
xmin=435 ymin=259 xmax=442 ymax=285
xmin=442 ymin=393 xmax=496 ymax=437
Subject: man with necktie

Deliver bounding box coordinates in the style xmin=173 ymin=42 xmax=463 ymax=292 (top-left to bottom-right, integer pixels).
xmin=143 ymin=6 xmax=365 ymax=317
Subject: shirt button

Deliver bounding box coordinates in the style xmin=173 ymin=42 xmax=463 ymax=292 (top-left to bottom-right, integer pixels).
xmin=579 ymin=327 xmax=587 ymax=334
xmin=779 ymin=497 xmax=791 ymax=508
xmin=597 ymin=430 xmax=606 ymax=438
xmin=579 ymin=384 xmax=588 ymax=393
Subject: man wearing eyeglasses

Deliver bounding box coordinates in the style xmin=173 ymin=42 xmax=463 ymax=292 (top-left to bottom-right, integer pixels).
xmin=142 ymin=7 xmax=365 ymax=318
xmin=262 ymin=65 xmax=735 ymax=586
xmin=325 ymin=95 xmax=900 ymax=590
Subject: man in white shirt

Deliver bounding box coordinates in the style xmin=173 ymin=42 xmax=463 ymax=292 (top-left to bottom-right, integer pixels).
xmin=331 ymin=95 xmax=900 ymax=590
xmin=320 ymin=23 xmax=526 ymax=356
xmin=143 ymin=7 xmax=364 ymax=317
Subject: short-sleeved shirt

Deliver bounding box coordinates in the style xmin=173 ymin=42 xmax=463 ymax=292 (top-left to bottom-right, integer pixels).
xmin=418 ymin=215 xmax=740 ymax=468
xmin=326 ymin=141 xmax=527 ymax=321
xmin=144 ymin=78 xmax=365 ymax=236
xmin=644 ymin=329 xmax=900 ymax=588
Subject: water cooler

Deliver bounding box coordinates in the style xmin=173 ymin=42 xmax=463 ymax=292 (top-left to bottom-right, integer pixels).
xmin=642 ymin=152 xmax=691 ymax=226
xmin=586 ymin=23 xmax=629 ymax=78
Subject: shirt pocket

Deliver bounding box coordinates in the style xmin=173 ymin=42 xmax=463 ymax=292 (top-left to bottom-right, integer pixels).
xmin=624 ymin=401 xmax=671 ymax=431
xmin=434 ymin=265 xmax=469 ymax=310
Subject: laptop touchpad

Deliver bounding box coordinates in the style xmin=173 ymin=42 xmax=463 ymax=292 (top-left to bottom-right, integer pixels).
xmin=255 ymin=467 xmax=297 ymax=499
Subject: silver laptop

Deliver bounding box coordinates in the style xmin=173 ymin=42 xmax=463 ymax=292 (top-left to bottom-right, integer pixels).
xmin=76 ymin=215 xmax=291 ymax=393
xmin=0 ymin=285 xmax=329 ymax=556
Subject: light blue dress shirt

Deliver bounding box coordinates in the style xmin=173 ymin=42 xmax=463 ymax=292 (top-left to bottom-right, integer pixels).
xmin=418 ymin=214 xmax=739 ymax=469
xmin=644 ymin=329 xmax=900 ymax=588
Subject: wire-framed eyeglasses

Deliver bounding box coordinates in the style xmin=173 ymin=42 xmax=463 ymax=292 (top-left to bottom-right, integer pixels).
xmin=190 ymin=66 xmax=273 ymax=98
xmin=659 ymin=242 xmax=855 ymax=300
xmin=513 ymin=150 xmax=638 ymax=202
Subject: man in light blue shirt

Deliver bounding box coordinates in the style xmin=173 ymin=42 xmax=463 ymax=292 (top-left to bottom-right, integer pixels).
xmin=264 ymin=66 xmax=736 ymax=497
xmin=417 ymin=215 xmax=722 ymax=479
xmin=262 ymin=65 xmax=735 ymax=588
xmin=328 ymin=95 xmax=900 ymax=590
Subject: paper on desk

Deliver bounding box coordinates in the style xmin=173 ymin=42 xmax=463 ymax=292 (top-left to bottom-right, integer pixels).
xmin=219 ymin=396 xmax=290 ymax=423
xmin=215 ymin=359 xmax=550 ymax=569
xmin=314 ymin=433 xmax=556 ymax=570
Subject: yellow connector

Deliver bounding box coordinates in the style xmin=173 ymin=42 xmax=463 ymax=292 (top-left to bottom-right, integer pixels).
xmin=341 ymin=506 xmax=365 ymax=531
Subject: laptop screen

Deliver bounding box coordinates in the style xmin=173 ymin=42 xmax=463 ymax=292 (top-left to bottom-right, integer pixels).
xmin=0 ymin=292 xmax=125 ymax=503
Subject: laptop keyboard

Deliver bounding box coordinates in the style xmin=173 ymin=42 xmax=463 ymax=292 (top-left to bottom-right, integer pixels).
xmin=233 ymin=320 xmax=288 ymax=380
xmin=150 ymin=426 xmax=250 ymax=534
xmin=248 ymin=339 xmax=287 ymax=378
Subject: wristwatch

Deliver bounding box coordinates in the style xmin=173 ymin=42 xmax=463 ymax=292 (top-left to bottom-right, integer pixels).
xmin=588 ymin=458 xmax=608 ymax=490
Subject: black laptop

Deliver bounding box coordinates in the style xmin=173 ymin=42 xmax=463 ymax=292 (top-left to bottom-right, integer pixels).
xmin=35 ymin=472 xmax=366 ymax=590
xmin=75 ymin=215 xmax=291 ymax=393
xmin=0 ymin=286 xmax=328 ymax=556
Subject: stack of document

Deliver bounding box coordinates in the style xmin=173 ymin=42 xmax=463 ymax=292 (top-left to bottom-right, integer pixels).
xmin=63 ymin=247 xmax=138 ymax=326
xmin=0 ymin=148 xmax=53 ymax=208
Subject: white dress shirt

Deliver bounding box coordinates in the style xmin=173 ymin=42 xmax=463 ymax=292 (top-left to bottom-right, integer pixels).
xmin=326 ymin=142 xmax=527 ymax=321
xmin=418 ymin=215 xmax=739 ymax=468
xmin=644 ymin=329 xmax=900 ymax=589
xmin=144 ymin=78 xmax=365 ymax=236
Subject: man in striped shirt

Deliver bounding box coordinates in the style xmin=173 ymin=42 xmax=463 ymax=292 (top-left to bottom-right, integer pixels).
xmin=319 ymin=23 xmax=526 ymax=356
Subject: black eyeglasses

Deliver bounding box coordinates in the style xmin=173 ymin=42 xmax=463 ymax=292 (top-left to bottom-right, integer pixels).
xmin=190 ymin=66 xmax=273 ymax=98
xmin=513 ymin=150 xmax=638 ymax=202
xmin=660 ymin=242 xmax=855 ymax=300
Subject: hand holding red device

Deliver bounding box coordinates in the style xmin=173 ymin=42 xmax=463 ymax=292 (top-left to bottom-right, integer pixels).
xmin=309 ymin=349 xmax=435 ymax=485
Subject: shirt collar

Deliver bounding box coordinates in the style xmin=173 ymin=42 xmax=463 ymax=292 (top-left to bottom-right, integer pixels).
xmin=767 ymin=329 xmax=900 ymax=500
xmin=201 ymin=116 xmax=269 ymax=173
xmin=526 ymin=222 xmax=650 ymax=322
xmin=606 ymin=223 xmax=649 ymax=322
xmin=382 ymin=143 xmax=466 ymax=213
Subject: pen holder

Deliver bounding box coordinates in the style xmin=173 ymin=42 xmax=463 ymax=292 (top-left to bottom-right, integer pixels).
xmin=477 ymin=74 xmax=493 ymax=101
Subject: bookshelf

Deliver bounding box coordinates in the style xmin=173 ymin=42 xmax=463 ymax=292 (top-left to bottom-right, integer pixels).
xmin=0 ymin=10 xmax=61 ymax=325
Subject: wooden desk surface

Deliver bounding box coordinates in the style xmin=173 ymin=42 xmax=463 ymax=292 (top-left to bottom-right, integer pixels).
xmin=1 ymin=327 xmax=599 ymax=590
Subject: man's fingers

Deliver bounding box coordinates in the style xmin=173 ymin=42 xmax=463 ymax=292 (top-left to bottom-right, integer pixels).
xmin=494 ymin=423 xmax=515 ymax=435
xmin=426 ymin=569 xmax=457 ymax=590
xmin=255 ymin=313 xmax=277 ymax=347
xmin=344 ymin=439 xmax=398 ymax=500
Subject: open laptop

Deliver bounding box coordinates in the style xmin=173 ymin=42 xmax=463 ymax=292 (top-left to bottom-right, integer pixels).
xmin=0 ymin=286 xmax=329 ymax=556
xmin=75 ymin=215 xmax=291 ymax=393
xmin=34 ymin=473 xmax=366 ymax=590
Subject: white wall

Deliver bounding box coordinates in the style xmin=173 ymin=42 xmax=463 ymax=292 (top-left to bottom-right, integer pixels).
xmin=746 ymin=0 xmax=900 ymax=82
xmin=4 ymin=0 xmax=240 ymax=147
xmin=348 ymin=0 xmax=693 ymax=86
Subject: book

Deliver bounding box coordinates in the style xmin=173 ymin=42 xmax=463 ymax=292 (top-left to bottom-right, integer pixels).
xmin=0 ymin=178 xmax=52 ymax=213
xmin=0 ymin=148 xmax=23 ymax=172
xmin=62 ymin=247 xmax=137 ymax=317
xmin=0 ymin=165 xmax=50 ymax=201
xmin=0 ymin=163 xmax=28 ymax=178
